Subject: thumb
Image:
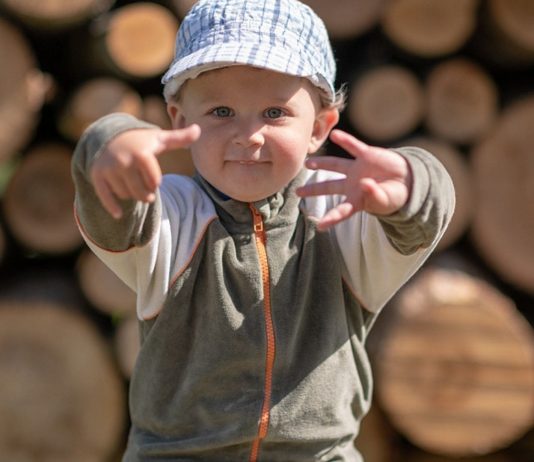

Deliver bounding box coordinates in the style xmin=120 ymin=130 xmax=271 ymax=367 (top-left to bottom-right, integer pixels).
xmin=155 ymin=124 xmax=201 ymax=154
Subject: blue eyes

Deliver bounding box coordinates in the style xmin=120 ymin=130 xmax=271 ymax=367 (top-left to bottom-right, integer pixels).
xmin=212 ymin=107 xmax=234 ymax=117
xmin=264 ymin=108 xmax=284 ymax=119
xmin=210 ymin=107 xmax=285 ymax=119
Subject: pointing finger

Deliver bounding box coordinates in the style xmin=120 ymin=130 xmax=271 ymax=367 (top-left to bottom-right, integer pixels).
xmin=155 ymin=124 xmax=201 ymax=154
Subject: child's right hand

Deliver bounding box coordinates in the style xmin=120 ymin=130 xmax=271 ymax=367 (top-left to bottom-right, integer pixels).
xmin=90 ymin=124 xmax=201 ymax=219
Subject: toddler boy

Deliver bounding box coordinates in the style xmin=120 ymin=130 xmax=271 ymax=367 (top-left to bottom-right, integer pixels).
xmin=72 ymin=0 xmax=455 ymax=460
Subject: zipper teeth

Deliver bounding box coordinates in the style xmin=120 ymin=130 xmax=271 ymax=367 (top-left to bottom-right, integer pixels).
xmin=249 ymin=205 xmax=276 ymax=462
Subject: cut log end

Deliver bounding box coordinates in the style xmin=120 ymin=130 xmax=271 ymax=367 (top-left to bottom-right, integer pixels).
xmin=489 ymin=0 xmax=534 ymax=55
xmin=0 ymin=300 xmax=126 ymax=460
xmin=355 ymin=405 xmax=396 ymax=462
xmin=381 ymin=0 xmax=479 ymax=57
xmin=375 ymin=267 xmax=534 ymax=457
xmin=142 ymin=95 xmax=195 ymax=176
xmin=0 ymin=18 xmax=47 ymax=163
xmin=471 ymin=95 xmax=534 ymax=293
xmin=106 ymin=3 xmax=178 ymax=78
xmin=301 ymin=0 xmax=388 ymax=40
xmin=425 ymin=58 xmax=499 ymax=144
xmin=1 ymin=0 xmax=114 ymax=29
xmin=59 ymin=77 xmax=143 ymax=142
xmin=77 ymin=249 xmax=136 ymax=318
xmin=349 ymin=66 xmax=424 ymax=142
xmin=2 ymin=144 xmax=83 ymax=254
xmin=114 ymin=315 xmax=140 ymax=379
xmin=142 ymin=95 xmax=172 ymax=130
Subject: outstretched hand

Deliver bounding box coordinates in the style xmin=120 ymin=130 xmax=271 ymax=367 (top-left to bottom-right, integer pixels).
xmin=297 ymin=129 xmax=412 ymax=231
xmin=90 ymin=125 xmax=200 ymax=219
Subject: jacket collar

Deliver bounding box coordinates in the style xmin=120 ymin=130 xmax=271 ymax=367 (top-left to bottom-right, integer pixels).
xmin=194 ymin=170 xmax=308 ymax=233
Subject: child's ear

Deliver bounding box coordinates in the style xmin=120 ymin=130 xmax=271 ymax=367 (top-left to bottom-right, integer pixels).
xmin=167 ymin=102 xmax=187 ymax=129
xmin=308 ymin=108 xmax=339 ymax=154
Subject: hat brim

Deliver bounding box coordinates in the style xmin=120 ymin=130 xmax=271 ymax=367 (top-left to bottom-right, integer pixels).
xmin=162 ymin=41 xmax=333 ymax=101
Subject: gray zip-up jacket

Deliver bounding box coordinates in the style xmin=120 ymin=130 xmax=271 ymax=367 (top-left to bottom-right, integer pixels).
xmin=72 ymin=113 xmax=455 ymax=462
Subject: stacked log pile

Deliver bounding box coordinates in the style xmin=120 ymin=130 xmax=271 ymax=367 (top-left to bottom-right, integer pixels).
xmin=0 ymin=0 xmax=533 ymax=460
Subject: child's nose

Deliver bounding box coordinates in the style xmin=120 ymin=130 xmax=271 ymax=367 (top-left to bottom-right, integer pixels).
xmin=233 ymin=120 xmax=265 ymax=148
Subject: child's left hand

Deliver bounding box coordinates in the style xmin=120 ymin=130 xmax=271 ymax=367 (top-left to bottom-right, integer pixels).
xmin=297 ymin=129 xmax=413 ymax=231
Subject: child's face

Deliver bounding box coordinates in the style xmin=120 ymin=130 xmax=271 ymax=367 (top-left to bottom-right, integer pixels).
xmin=168 ymin=66 xmax=338 ymax=202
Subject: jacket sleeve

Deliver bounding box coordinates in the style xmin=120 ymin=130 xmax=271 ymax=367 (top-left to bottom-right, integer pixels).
xmin=71 ymin=113 xmax=217 ymax=321
xmin=332 ymin=146 xmax=455 ymax=313
xmin=71 ymin=112 xmax=160 ymax=252
xmin=377 ymin=146 xmax=455 ymax=255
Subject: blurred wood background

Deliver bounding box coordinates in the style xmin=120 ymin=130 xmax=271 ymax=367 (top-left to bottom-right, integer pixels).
xmin=0 ymin=0 xmax=533 ymax=460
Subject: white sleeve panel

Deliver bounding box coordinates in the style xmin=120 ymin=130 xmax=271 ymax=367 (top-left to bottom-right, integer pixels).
xmin=334 ymin=215 xmax=438 ymax=313
xmin=301 ymin=168 xmax=445 ymax=313
xmin=83 ymin=175 xmax=217 ymax=320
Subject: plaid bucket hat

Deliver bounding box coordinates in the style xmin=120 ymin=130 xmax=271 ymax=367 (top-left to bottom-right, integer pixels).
xmin=162 ymin=0 xmax=336 ymax=103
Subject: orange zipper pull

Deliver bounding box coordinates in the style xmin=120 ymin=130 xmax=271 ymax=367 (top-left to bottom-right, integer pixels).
xmin=250 ymin=205 xmax=264 ymax=234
